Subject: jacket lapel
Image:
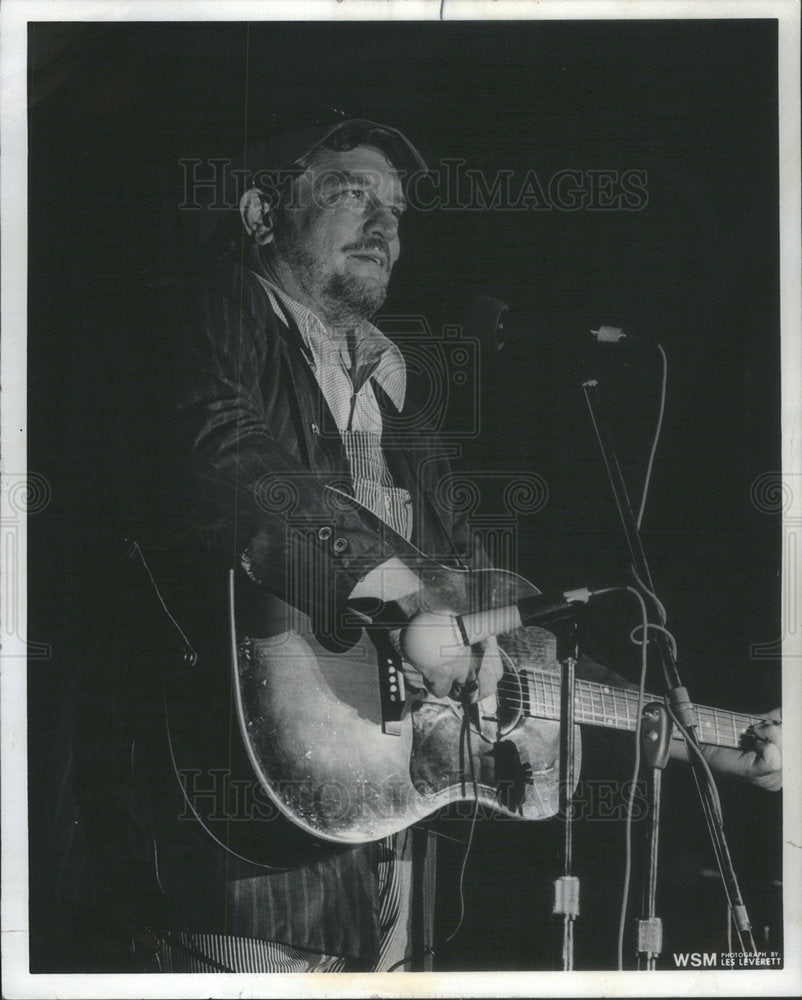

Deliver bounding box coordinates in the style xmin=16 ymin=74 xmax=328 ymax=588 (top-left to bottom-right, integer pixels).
xmin=268 ymin=309 xmax=346 ymax=472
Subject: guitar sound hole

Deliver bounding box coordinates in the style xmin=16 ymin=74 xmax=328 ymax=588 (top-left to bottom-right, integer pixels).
xmin=495 ymin=663 xmax=525 ymax=733
xmin=491 ymin=740 xmax=532 ymax=813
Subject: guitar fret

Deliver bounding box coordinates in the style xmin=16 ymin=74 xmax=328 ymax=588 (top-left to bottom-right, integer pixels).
xmin=577 ymin=682 xmax=587 ymax=721
xmin=583 ymin=686 xmax=599 ymax=724
xmin=581 ymin=682 xmax=595 ymax=723
xmin=544 ymin=674 xmax=555 ymax=720
xmin=599 ymin=685 xmax=612 ymax=725
xmin=516 ymin=668 xmax=752 ymax=750
xmin=613 ymin=687 xmax=628 ymax=729
xmin=601 ymin=685 xmax=611 ymax=725
xmin=581 ymin=684 xmax=598 ymax=725
xmin=592 ymin=683 xmax=604 ymax=724
xmin=520 ymin=669 xmax=532 ymax=716
xmin=623 ymin=689 xmax=639 ymax=731
xmin=539 ymin=676 xmax=547 ymax=718
xmin=550 ymin=673 xmax=559 ymax=719
xmin=619 ymin=689 xmax=630 ymax=728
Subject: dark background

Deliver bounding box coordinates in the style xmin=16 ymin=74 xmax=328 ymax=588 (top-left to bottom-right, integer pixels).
xmin=27 ymin=19 xmax=782 ymax=973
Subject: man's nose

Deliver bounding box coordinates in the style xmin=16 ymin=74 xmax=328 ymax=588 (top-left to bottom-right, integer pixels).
xmin=364 ymin=203 xmax=398 ymax=241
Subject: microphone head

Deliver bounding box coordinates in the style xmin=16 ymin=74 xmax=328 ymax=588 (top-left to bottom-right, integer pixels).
xmin=591 ymin=325 xmax=628 ymax=344
xmin=400 ymin=612 xmax=466 ymax=672
xmin=462 ymin=295 xmax=509 ymax=353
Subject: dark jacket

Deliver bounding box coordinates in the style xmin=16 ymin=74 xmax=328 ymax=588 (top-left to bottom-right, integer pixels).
xmin=73 ymin=259 xmax=472 ymax=965
xmin=173 ymin=259 xmax=471 ymax=633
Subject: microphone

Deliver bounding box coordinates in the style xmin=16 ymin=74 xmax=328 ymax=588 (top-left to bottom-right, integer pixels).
xmin=400 ymin=587 xmax=594 ymax=674
xmin=459 ymin=587 xmax=593 ymax=643
xmin=460 ymin=295 xmax=509 ymax=354
xmin=589 ymin=324 xmax=659 ymax=352
xmin=464 ymin=296 xmax=658 ymax=353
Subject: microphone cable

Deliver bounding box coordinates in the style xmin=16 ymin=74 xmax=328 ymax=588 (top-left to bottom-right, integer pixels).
xmin=128 ymin=542 xmax=286 ymax=870
xmin=385 ymin=685 xmax=482 ymax=971
xmin=636 ymin=344 xmax=668 ymax=529
xmin=443 ymin=686 xmax=482 ymax=945
xmin=616 ymin=585 xmax=652 ymax=971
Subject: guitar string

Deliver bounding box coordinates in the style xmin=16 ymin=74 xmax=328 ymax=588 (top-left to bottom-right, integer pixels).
xmin=505 ymin=677 xmax=765 ymax=739
xmin=493 ymin=672 xmax=762 ymax=746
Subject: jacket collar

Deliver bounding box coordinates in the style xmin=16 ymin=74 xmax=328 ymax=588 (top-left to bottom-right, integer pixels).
xmin=253 ymin=273 xmax=406 ymax=412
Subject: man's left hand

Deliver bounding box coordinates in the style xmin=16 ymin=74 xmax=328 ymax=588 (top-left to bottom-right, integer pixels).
xmin=702 ymin=709 xmax=782 ymax=792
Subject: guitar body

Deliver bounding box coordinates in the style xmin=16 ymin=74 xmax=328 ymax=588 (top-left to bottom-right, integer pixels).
xmin=159 ymin=547 xmax=760 ymax=858
xmin=234 ymin=567 xmax=581 ymax=844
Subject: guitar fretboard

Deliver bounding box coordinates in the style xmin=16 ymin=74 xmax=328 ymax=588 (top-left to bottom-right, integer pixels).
xmin=499 ymin=668 xmax=764 ymax=749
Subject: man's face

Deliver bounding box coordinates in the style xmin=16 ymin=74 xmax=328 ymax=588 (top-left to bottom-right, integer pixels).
xmin=268 ymin=145 xmax=406 ymax=325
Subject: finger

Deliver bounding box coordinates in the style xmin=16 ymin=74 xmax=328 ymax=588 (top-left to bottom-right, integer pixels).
xmin=751 ymin=719 xmax=782 ymax=746
xmin=400 ymin=664 xmax=427 ymax=692
xmin=742 ymin=739 xmax=782 ymax=776
xmin=754 ymin=740 xmax=782 ymax=773
xmin=425 ymin=657 xmax=471 ymax=698
xmin=428 ymin=676 xmax=452 ymax=698
xmin=476 ymin=640 xmax=503 ymax=700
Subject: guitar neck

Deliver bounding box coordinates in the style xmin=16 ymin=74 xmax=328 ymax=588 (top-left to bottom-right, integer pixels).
xmin=517 ymin=668 xmax=764 ymax=749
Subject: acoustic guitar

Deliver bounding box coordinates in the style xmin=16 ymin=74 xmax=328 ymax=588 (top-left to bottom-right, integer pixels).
xmin=231 ymin=563 xmax=766 ymax=845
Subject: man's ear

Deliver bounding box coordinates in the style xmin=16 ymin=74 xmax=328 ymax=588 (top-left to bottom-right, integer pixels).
xmin=239 ymin=188 xmax=275 ymax=246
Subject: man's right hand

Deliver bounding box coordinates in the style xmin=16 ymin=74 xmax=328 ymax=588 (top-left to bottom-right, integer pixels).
xmin=350 ymin=557 xmax=503 ymax=700
xmin=390 ymin=626 xmax=502 ymax=700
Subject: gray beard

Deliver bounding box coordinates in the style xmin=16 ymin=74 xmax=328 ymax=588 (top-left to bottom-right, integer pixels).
xmin=268 ymin=227 xmax=387 ymax=324
xmin=322 ymin=272 xmax=386 ymax=322
xmin=271 ymin=232 xmax=387 ymax=323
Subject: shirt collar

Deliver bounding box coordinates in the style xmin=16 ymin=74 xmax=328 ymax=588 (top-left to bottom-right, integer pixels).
xmin=253 ymin=272 xmax=406 ymax=412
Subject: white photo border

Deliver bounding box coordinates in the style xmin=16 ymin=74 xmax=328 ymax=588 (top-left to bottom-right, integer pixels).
xmin=2 ymin=1 xmax=800 ymax=997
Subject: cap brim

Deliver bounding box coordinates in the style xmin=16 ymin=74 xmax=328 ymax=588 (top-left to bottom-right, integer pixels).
xmin=245 ymin=118 xmax=429 ymax=178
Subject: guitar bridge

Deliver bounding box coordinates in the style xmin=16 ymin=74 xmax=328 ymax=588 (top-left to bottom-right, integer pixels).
xmin=379 ymin=651 xmax=406 ymax=737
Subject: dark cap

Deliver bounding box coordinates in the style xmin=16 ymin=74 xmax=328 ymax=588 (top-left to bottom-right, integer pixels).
xmin=191 ymin=115 xmax=428 ymax=250
xmin=244 ymin=117 xmax=429 ymax=182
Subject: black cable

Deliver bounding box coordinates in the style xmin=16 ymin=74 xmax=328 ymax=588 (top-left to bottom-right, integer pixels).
xmin=129 ymin=542 xmax=285 ymax=870
xmin=444 ymin=690 xmax=480 ymax=945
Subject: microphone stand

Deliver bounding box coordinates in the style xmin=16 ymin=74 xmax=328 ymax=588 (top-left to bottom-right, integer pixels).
xmin=551 ymin=616 xmax=581 ymax=971
xmin=582 ymin=378 xmax=757 ymax=955
xmin=637 ymin=701 xmax=672 ymax=969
